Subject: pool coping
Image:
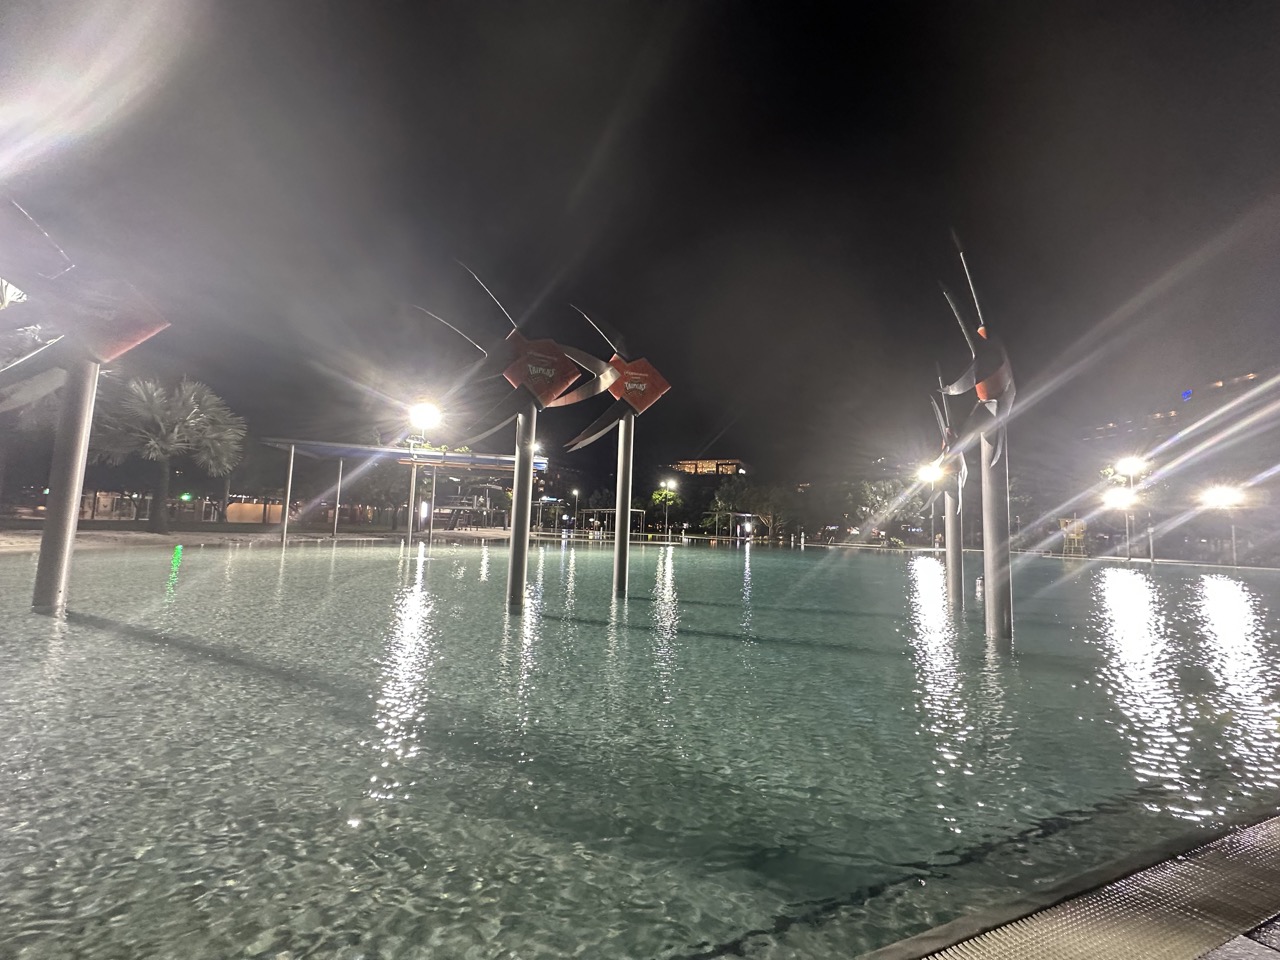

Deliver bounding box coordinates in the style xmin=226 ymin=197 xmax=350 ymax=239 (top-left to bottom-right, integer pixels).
xmin=860 ymin=799 xmax=1280 ymax=960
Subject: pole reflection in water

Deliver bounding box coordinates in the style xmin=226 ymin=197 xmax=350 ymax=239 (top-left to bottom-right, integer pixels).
xmin=651 ymin=546 xmax=679 ymax=719
xmin=1093 ymin=567 xmax=1187 ymax=806
xmin=478 ymin=542 xmax=490 ymax=581
xmin=907 ymin=556 xmax=978 ymax=821
xmin=562 ymin=544 xmax=577 ymax=613
xmin=1195 ymin=574 xmax=1280 ymax=793
xmin=367 ymin=544 xmax=437 ymax=802
xmin=604 ymin=595 xmax=627 ymax=720
xmin=740 ymin=541 xmax=753 ymax=633
xmin=164 ymin=544 xmax=183 ymax=604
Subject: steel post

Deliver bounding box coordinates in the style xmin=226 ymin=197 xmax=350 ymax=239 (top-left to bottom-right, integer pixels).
xmin=279 ymin=443 xmax=295 ymax=545
xmin=944 ymin=487 xmax=962 ymax=609
xmin=32 ymin=358 xmax=100 ymax=615
xmin=507 ymin=401 xmax=537 ymax=613
xmin=613 ymin=411 xmax=635 ymax=597
xmin=407 ymin=461 xmax=418 ymax=546
xmin=332 ymin=458 xmax=344 ymax=538
xmin=428 ymin=464 xmax=437 ymax=546
xmin=980 ymin=432 xmax=1013 ymax=647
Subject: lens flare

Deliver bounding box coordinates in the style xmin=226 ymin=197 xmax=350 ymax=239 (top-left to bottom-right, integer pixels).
xmin=1 ymin=0 xmax=201 ymax=180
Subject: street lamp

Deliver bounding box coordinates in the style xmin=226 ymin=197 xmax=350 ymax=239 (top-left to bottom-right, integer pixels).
xmin=1102 ymin=486 xmax=1138 ymax=560
xmin=659 ymin=479 xmax=676 ymax=542
xmin=572 ymin=488 xmax=580 ymax=538
xmin=1199 ymin=485 xmax=1245 ymax=566
xmin=1111 ymin=457 xmax=1149 ymax=561
xmin=1114 ymin=456 xmax=1148 ymax=481
xmin=406 ymin=401 xmax=443 ymax=545
xmin=917 ymin=462 xmax=944 ymax=549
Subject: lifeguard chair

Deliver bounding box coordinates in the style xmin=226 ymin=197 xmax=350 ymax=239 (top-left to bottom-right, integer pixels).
xmin=1060 ymin=517 xmax=1087 ymax=557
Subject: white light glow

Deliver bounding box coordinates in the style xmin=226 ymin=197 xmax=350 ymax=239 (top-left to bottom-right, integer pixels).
xmin=917 ymin=462 xmax=945 ymax=484
xmin=1115 ymin=456 xmax=1149 ymax=478
xmin=1200 ymin=485 xmax=1244 ymax=510
xmin=408 ymin=401 xmax=442 ymax=431
xmin=1103 ymin=487 xmax=1138 ymax=510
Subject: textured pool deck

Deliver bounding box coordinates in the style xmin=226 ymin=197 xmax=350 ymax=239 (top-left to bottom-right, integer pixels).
xmin=865 ymin=816 xmax=1280 ymax=960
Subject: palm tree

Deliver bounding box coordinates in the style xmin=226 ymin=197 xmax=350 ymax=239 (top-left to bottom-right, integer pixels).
xmin=91 ymin=377 xmax=247 ymax=533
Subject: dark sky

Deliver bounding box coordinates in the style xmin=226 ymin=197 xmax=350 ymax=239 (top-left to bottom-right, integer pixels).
xmin=7 ymin=0 xmax=1280 ymax=482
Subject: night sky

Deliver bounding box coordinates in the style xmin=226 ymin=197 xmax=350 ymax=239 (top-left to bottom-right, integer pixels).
xmin=7 ymin=0 xmax=1280 ymax=482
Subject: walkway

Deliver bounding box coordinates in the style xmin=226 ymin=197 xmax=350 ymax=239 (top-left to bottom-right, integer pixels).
xmin=866 ymin=816 xmax=1280 ymax=960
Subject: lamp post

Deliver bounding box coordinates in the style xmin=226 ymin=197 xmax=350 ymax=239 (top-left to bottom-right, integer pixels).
xmin=407 ymin=401 xmax=443 ymax=546
xmin=572 ymin=488 xmax=580 ymax=539
xmin=917 ymin=462 xmax=944 ymax=550
xmin=1102 ymin=486 xmax=1138 ymax=560
xmin=1114 ymin=457 xmax=1150 ymax=561
xmin=1200 ymin=485 xmax=1244 ymax=566
xmin=659 ymin=479 xmax=676 ymax=542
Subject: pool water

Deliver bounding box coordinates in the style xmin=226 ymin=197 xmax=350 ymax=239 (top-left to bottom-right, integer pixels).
xmin=2 ymin=541 xmax=1278 ymax=958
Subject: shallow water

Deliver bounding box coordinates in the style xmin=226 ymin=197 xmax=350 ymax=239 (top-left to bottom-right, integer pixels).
xmin=1 ymin=541 xmax=1278 ymax=958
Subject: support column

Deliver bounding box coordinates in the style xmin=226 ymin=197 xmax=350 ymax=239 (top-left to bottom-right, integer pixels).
xmin=613 ymin=411 xmax=635 ymax=598
xmin=980 ymin=432 xmax=1012 ymax=646
xmin=507 ymin=401 xmax=537 ymax=613
xmin=427 ymin=464 xmax=437 ymax=546
xmin=332 ymin=458 xmax=344 ymax=538
xmin=944 ymin=487 xmax=962 ymax=609
xmin=33 ymin=358 xmax=101 ymax=614
xmin=407 ymin=461 xmax=418 ymax=546
xmin=279 ymin=443 xmax=295 ymax=545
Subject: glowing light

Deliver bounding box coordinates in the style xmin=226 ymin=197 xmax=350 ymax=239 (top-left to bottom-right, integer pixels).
xmin=1200 ymin=485 xmax=1244 ymax=510
xmin=179 ymin=492 xmax=193 ymax=502
xmin=917 ymin=462 xmax=945 ymax=484
xmin=408 ymin=401 xmax=442 ymax=431
xmin=1103 ymin=487 xmax=1137 ymax=510
xmin=1181 ymin=389 xmax=1193 ymax=401
xmin=1114 ymin=456 xmax=1148 ymax=478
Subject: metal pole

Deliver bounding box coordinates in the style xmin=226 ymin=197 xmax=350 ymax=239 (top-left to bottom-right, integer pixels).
xmin=1147 ymin=512 xmax=1154 ymax=563
xmin=1124 ymin=511 xmax=1132 ymax=561
xmin=944 ymin=487 xmax=962 ymax=609
xmin=332 ymin=458 xmax=344 ymax=538
xmin=980 ymin=431 xmax=1013 ymax=647
xmin=930 ymin=482 xmax=936 ymax=548
xmin=428 ymin=464 xmax=437 ymax=546
xmin=507 ymin=401 xmax=537 ymax=613
xmin=407 ymin=461 xmax=418 ymax=546
xmin=1231 ymin=521 xmax=1238 ymax=567
xmin=613 ymin=411 xmax=635 ymax=597
xmin=32 ymin=358 xmax=100 ymax=615
xmin=280 ymin=443 xmax=295 ymax=546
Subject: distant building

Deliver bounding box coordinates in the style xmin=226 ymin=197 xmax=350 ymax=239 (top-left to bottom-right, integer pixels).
xmin=1080 ymin=366 xmax=1277 ymax=451
xmin=670 ymin=458 xmax=751 ymax=476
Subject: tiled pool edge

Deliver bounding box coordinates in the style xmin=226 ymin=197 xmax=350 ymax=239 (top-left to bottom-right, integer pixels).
xmin=861 ymin=804 xmax=1280 ymax=960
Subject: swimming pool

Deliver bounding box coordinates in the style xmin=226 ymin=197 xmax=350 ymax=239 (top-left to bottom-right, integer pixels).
xmin=2 ymin=541 xmax=1277 ymax=958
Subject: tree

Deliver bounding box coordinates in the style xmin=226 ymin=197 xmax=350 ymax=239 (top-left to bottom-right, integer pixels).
xmin=649 ymin=485 xmax=682 ymax=534
xmin=91 ymin=377 xmax=247 ymax=533
xmin=745 ymin=482 xmax=792 ymax=539
xmin=858 ymin=478 xmax=926 ymax=536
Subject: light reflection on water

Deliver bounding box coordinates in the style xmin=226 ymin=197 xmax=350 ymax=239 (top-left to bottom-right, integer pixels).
xmin=368 ymin=547 xmax=436 ymax=801
xmin=1093 ymin=566 xmax=1187 ymax=797
xmin=1195 ymin=574 xmax=1280 ymax=791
